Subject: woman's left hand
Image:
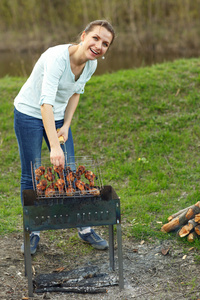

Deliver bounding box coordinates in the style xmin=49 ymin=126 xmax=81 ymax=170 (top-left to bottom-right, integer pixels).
xmin=57 ymin=126 xmax=69 ymax=143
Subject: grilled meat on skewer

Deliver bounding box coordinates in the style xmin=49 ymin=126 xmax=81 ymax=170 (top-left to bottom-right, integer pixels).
xmin=78 ymin=165 xmax=86 ymax=174
xmin=89 ymin=188 xmax=100 ymax=196
xmin=85 ymin=170 xmax=97 ymax=187
xmin=75 ymin=180 xmax=85 ymax=191
xmin=55 ymin=178 xmax=65 ymax=194
xmin=84 ymin=183 xmax=100 ymax=196
xmin=35 ymin=166 xmax=45 ymax=181
xmin=66 ymin=186 xmax=75 ymax=196
xmin=84 ymin=183 xmax=90 ymax=190
xmin=66 ymin=171 xmax=76 ymax=183
xmin=44 ymin=167 xmax=55 ymax=182
xmin=37 ymin=179 xmax=47 ymax=195
xmin=66 ymin=166 xmax=72 ymax=172
xmin=53 ymin=166 xmax=64 ymax=179
xmin=37 ymin=179 xmax=47 ymax=190
xmin=45 ymin=183 xmax=56 ymax=197
xmin=76 ymin=165 xmax=86 ymax=179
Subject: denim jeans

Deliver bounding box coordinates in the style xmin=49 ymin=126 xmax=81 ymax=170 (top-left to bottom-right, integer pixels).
xmin=14 ymin=108 xmax=75 ymax=203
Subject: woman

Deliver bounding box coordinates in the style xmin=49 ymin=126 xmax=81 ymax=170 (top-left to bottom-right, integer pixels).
xmin=14 ymin=20 xmax=115 ymax=254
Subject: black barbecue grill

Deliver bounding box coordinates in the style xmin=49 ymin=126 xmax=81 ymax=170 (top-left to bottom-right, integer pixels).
xmin=23 ymin=156 xmax=124 ymax=296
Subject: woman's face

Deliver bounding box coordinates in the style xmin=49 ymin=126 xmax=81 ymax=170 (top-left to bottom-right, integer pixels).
xmin=81 ymin=26 xmax=113 ymax=60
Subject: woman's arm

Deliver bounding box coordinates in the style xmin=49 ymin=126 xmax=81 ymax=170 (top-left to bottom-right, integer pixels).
xmin=57 ymin=93 xmax=80 ymax=141
xmin=41 ymin=103 xmax=65 ymax=168
xmin=41 ymin=93 xmax=80 ymax=168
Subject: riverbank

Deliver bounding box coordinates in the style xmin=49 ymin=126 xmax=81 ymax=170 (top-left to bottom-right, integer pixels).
xmin=1 ymin=29 xmax=200 ymax=78
xmin=2 ymin=29 xmax=200 ymax=55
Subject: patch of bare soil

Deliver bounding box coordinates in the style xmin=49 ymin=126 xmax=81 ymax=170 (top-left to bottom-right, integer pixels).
xmin=0 ymin=230 xmax=200 ymax=300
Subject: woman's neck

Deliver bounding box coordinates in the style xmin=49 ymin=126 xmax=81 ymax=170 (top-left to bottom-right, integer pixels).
xmin=69 ymin=44 xmax=87 ymax=66
xmin=68 ymin=44 xmax=86 ymax=80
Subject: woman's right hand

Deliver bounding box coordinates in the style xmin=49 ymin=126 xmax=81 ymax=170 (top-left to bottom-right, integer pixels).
xmin=50 ymin=146 xmax=65 ymax=169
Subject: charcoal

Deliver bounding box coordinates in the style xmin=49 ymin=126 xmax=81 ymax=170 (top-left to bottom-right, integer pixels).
xmin=34 ymin=265 xmax=118 ymax=293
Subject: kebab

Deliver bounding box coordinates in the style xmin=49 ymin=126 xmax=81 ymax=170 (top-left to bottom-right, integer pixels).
xmin=45 ymin=183 xmax=56 ymax=197
xmin=44 ymin=167 xmax=55 ymax=182
xmin=36 ymin=179 xmax=47 ymax=195
xmin=55 ymin=178 xmax=65 ymax=194
xmin=84 ymin=170 xmax=97 ymax=187
xmin=35 ymin=166 xmax=45 ymax=181
xmin=54 ymin=166 xmax=64 ymax=179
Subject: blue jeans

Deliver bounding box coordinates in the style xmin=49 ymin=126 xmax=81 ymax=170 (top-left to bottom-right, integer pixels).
xmin=14 ymin=108 xmax=75 ymax=203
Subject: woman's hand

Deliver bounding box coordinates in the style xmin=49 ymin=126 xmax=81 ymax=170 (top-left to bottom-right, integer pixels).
xmin=50 ymin=145 xmax=65 ymax=168
xmin=57 ymin=126 xmax=69 ymax=143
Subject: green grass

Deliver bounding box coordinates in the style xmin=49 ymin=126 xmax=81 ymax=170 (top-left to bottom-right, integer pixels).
xmin=1 ymin=59 xmax=200 ymax=248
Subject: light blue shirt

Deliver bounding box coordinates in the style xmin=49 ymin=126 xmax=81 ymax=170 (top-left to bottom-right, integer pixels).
xmin=14 ymin=44 xmax=97 ymax=120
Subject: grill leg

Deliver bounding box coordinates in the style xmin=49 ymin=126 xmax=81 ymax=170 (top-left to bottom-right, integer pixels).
xmin=117 ymin=223 xmax=124 ymax=289
xmin=24 ymin=231 xmax=33 ymax=297
xmin=109 ymin=225 xmax=114 ymax=270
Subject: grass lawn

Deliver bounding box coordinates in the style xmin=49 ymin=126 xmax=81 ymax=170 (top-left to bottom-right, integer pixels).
xmin=1 ymin=58 xmax=200 ymax=250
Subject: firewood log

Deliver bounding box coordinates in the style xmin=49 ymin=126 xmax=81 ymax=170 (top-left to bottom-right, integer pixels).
xmin=167 ymin=201 xmax=200 ymax=222
xmin=161 ymin=203 xmax=200 ymax=233
xmin=168 ymin=206 xmax=193 ymax=222
xmin=188 ymin=218 xmax=199 ymax=227
xmin=177 ymin=219 xmax=198 ymax=237
xmin=194 ymin=213 xmax=200 ymax=223
xmin=179 ymin=218 xmax=199 ymax=237
xmin=194 ymin=224 xmax=200 ymax=235
xmin=161 ymin=217 xmax=180 ymax=233
xmin=187 ymin=231 xmax=198 ymax=242
xmin=178 ymin=223 xmax=193 ymax=238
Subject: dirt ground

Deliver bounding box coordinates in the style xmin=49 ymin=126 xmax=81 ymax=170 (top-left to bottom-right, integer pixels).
xmin=0 ymin=229 xmax=200 ymax=300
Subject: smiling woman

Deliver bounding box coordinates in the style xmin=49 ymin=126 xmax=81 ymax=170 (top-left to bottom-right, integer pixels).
xmin=13 ymin=19 xmax=115 ymax=255
xmin=80 ymin=26 xmax=113 ymax=60
xmin=69 ymin=20 xmax=115 ymax=79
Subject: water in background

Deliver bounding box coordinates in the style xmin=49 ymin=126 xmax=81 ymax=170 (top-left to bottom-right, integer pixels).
xmin=0 ymin=49 xmax=199 ymax=78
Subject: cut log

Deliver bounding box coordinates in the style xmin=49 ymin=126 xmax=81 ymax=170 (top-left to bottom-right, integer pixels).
xmin=168 ymin=207 xmax=192 ymax=222
xmin=161 ymin=203 xmax=200 ymax=233
xmin=161 ymin=217 xmax=180 ymax=233
xmin=178 ymin=223 xmax=193 ymax=237
xmin=194 ymin=213 xmax=200 ymax=223
xmin=194 ymin=224 xmax=200 ymax=235
xmin=187 ymin=232 xmax=198 ymax=242
xmin=188 ymin=218 xmax=198 ymax=227
xmin=167 ymin=201 xmax=200 ymax=221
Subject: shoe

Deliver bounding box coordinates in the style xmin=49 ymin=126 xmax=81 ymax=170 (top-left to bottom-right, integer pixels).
xmin=21 ymin=233 xmax=40 ymax=255
xmin=78 ymin=229 xmax=108 ymax=250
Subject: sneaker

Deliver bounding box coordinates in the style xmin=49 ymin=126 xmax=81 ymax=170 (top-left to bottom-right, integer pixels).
xmin=78 ymin=229 xmax=108 ymax=250
xmin=21 ymin=233 xmax=40 ymax=255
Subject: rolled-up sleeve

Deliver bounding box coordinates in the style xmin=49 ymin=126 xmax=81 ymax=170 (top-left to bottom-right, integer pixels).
xmin=73 ymin=81 xmax=86 ymax=94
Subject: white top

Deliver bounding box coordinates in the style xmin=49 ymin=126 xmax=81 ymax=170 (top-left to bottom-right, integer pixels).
xmin=14 ymin=44 xmax=97 ymax=120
